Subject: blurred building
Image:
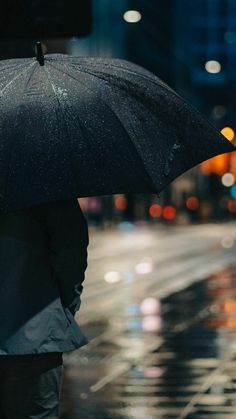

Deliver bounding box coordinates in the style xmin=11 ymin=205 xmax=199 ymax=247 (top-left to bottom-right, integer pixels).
xmin=124 ymin=1 xmax=175 ymax=84
xmin=173 ymin=0 xmax=236 ymax=220
xmin=122 ymin=0 xmax=236 ymax=221
xmin=174 ymin=0 xmax=236 ymax=118
xmin=68 ymin=0 xmax=127 ymax=58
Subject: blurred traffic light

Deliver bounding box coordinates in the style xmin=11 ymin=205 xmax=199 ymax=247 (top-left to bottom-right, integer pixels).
xmin=0 ymin=0 xmax=92 ymax=38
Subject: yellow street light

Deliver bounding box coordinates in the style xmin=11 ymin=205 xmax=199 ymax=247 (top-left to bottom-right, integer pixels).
xmin=221 ymin=126 xmax=235 ymax=142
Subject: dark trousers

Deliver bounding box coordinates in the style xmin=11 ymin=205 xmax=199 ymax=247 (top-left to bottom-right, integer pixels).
xmin=0 ymin=352 xmax=63 ymax=419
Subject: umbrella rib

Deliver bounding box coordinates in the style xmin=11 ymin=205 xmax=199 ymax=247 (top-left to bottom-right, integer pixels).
xmin=47 ymin=61 xmax=176 ymax=118
xmin=47 ymin=59 xmax=229 ymax=145
xmin=0 ymin=62 xmax=35 ymax=96
xmin=66 ymin=63 xmax=226 ymax=141
xmin=0 ymin=63 xmax=29 ymax=73
xmin=43 ymin=66 xmax=61 ymax=107
xmin=46 ymin=62 xmax=102 ymax=143
xmin=46 ymin=62 xmax=136 ymax=138
xmin=50 ymin=57 xmax=177 ymax=97
xmin=48 ymin=55 xmax=168 ymax=85
xmin=43 ymin=66 xmax=78 ymax=193
xmin=4 ymin=63 xmax=38 ymax=204
xmin=47 ymin=61 xmax=135 ymax=101
xmin=46 ymin=62 xmax=150 ymax=145
xmin=46 ymin=61 xmax=158 ymax=192
xmin=45 ymin=63 xmax=94 ymax=152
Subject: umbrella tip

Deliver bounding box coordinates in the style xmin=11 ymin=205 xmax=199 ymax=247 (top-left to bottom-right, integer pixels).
xmin=35 ymin=42 xmax=45 ymax=66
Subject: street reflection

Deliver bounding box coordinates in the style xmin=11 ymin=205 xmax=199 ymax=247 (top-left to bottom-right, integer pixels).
xmin=206 ymin=265 xmax=236 ymax=330
xmin=60 ymin=264 xmax=236 ymax=418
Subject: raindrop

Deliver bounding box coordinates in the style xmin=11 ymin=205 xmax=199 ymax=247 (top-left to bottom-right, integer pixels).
xmin=80 ymin=393 xmax=88 ymax=399
xmin=164 ymin=142 xmax=181 ymax=176
xmin=164 ymin=161 xmax=170 ymax=176
xmin=173 ymin=142 xmax=181 ymax=150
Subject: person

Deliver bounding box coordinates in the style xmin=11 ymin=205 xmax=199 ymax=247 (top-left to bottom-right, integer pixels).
xmin=0 ymin=198 xmax=89 ymax=418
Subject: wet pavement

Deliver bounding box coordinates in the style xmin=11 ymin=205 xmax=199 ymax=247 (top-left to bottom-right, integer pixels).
xmin=60 ymin=222 xmax=236 ymax=419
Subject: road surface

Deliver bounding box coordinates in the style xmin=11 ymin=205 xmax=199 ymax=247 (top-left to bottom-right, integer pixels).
xmin=60 ymin=222 xmax=236 ymax=419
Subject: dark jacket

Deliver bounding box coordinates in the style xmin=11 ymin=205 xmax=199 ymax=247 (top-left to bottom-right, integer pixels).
xmin=0 ymin=199 xmax=89 ymax=355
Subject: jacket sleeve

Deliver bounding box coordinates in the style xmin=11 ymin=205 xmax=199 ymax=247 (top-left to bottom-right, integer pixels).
xmin=31 ymin=199 xmax=89 ymax=315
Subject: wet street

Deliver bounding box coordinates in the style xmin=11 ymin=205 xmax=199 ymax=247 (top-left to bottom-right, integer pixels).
xmin=60 ymin=221 xmax=236 ymax=419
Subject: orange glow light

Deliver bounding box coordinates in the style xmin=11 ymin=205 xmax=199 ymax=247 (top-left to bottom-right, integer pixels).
xmin=230 ymin=152 xmax=236 ymax=177
xmin=149 ymin=204 xmax=162 ymax=218
xmin=115 ymin=195 xmax=127 ymax=210
xmin=224 ymin=299 xmax=236 ymax=313
xmin=163 ymin=206 xmax=176 ymax=220
xmin=228 ymin=199 xmax=236 ymax=213
xmin=221 ymin=126 xmax=235 ymax=142
xmin=200 ymin=153 xmax=229 ymax=176
xmin=186 ymin=196 xmax=200 ymax=210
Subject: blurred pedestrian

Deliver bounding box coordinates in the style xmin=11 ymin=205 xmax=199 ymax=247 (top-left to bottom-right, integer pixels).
xmin=0 ymin=199 xmax=89 ymax=418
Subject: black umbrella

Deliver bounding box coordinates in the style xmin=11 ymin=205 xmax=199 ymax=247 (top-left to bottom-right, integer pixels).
xmin=0 ymin=43 xmax=234 ymax=212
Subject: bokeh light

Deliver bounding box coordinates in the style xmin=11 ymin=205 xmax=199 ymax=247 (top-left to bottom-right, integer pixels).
xmin=221 ymin=236 xmax=234 ymax=248
xmin=224 ymin=31 xmax=236 ymax=44
xmin=135 ymin=258 xmax=153 ymax=274
xmin=221 ymin=173 xmax=235 ymax=187
xmin=115 ymin=195 xmax=127 ymax=210
xmin=141 ymin=366 xmax=166 ymax=378
xmin=186 ymin=196 xmax=200 ymax=210
xmin=230 ymin=185 xmax=236 ymax=198
xmin=205 ymin=60 xmax=221 ymax=74
xmin=123 ymin=10 xmax=142 ymax=23
xmin=221 ymin=126 xmax=235 ymax=141
xmin=163 ymin=206 xmax=176 ymax=220
xmin=142 ymin=315 xmax=162 ymax=332
xmin=140 ymin=297 xmax=161 ymax=315
xmin=104 ymin=271 xmax=122 ymax=283
xmin=228 ymin=199 xmax=236 ymax=213
xmin=212 ymin=105 xmax=226 ymax=119
xmin=224 ymin=299 xmax=236 ymax=312
xmin=149 ymin=203 xmax=162 ymax=218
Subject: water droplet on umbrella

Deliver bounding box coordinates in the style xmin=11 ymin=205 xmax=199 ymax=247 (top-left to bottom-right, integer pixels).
xmin=164 ymin=142 xmax=181 ymax=176
xmin=164 ymin=161 xmax=170 ymax=176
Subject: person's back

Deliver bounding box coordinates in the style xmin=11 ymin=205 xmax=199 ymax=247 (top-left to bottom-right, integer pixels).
xmin=0 ymin=198 xmax=89 ymax=418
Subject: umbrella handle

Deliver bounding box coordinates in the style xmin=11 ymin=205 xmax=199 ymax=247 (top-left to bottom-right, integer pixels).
xmin=35 ymin=42 xmax=44 ymax=66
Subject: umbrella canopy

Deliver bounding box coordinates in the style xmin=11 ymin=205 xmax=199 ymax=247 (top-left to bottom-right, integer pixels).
xmin=0 ymin=49 xmax=234 ymax=212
